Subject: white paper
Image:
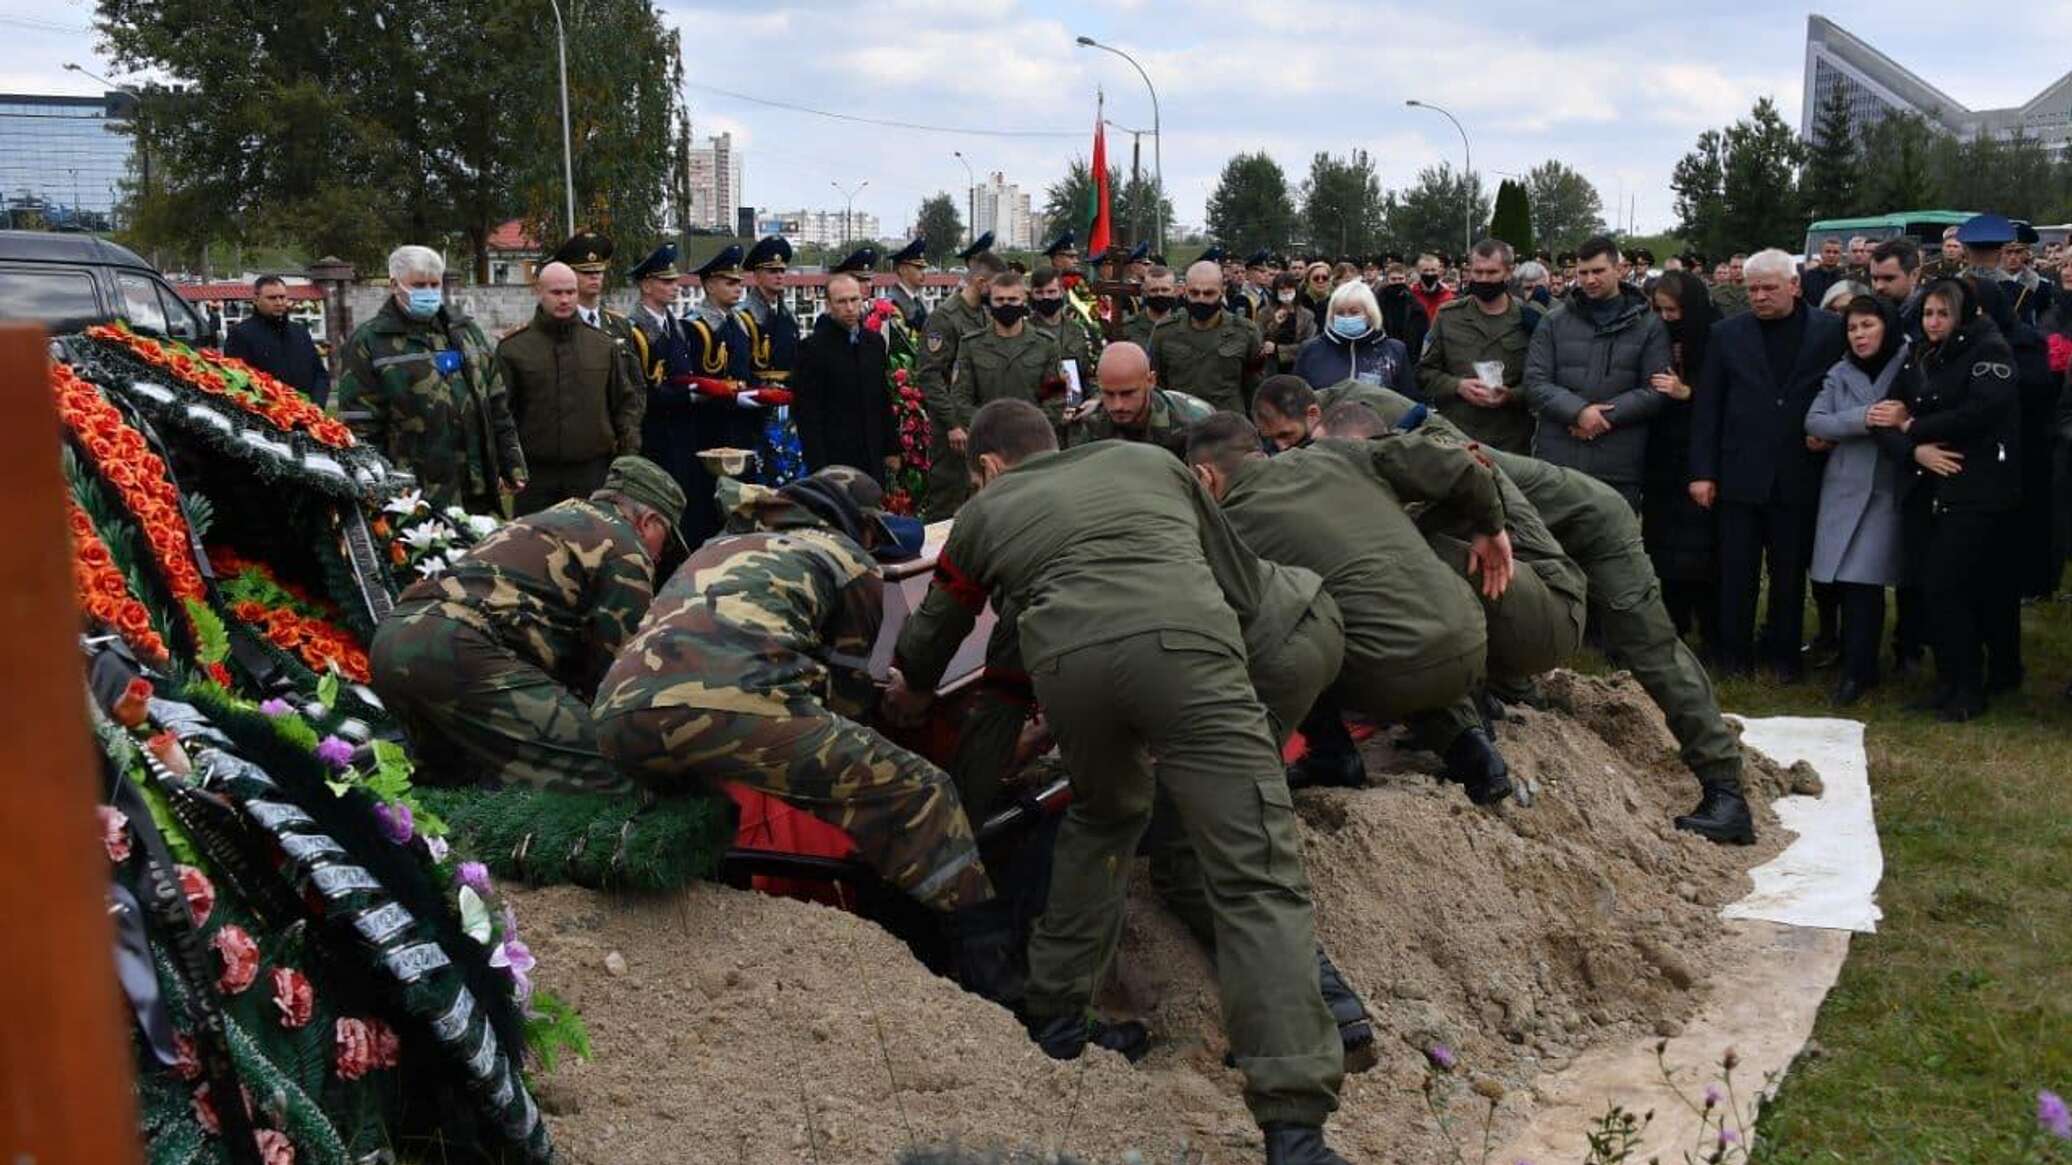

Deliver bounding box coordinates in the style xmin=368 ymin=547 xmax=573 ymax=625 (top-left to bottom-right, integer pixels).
xmin=1061 ymin=359 xmax=1083 ymax=406
xmin=1720 ymin=715 xmax=1884 ymax=933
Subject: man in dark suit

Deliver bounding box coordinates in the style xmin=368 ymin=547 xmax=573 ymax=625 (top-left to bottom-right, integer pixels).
xmin=224 ymin=275 xmax=330 ymax=404
xmin=791 ymin=272 xmax=893 ymax=482
xmin=1689 ymin=248 xmax=1848 ymax=680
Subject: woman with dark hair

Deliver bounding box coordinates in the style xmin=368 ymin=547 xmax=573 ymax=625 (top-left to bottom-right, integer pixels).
xmin=1261 ymin=270 xmax=1316 ymax=374
xmin=1880 ymin=279 xmax=2022 ymax=721
xmin=1804 ymin=296 xmax=1913 ymax=704
xmin=1641 ymin=269 xmax=1721 ymax=654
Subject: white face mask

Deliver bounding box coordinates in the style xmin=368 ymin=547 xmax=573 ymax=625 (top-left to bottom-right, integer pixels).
xmin=1278 ymin=290 xmax=1296 ymax=304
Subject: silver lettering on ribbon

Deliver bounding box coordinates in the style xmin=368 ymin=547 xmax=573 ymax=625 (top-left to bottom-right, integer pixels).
xmin=245 ymin=800 xmax=315 ymax=830
xmin=279 ymin=833 xmax=345 ymax=862
xmin=352 ymin=902 xmax=415 ymax=947
xmin=487 ymin=1065 xmax=516 ymax=1109
xmin=384 ymin=942 xmax=451 ymax=983
xmin=310 ymin=864 xmax=382 ymax=898
xmin=465 ymin=1025 xmax=500 ymax=1080
xmin=340 ymin=509 xmax=395 ymax=624
xmin=430 ymin=988 xmax=476 ymax=1042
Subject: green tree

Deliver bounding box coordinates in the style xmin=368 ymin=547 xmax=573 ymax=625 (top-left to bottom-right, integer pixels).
xmin=1386 ymin=162 xmax=1489 ymax=257
xmin=1300 ymin=150 xmax=1388 ymax=257
xmin=1523 ymin=160 xmax=1604 ymax=252
xmin=1719 ymin=98 xmax=1805 ymax=253
xmin=1934 ymin=129 xmax=2059 ymax=221
xmin=1801 ymin=81 xmax=1861 ymax=222
xmin=1204 ymin=152 xmax=1296 ymax=254
xmin=1488 ymin=179 xmax=1535 ymax=255
xmin=1857 ymin=111 xmax=1942 ymax=213
xmin=1041 ymin=157 xmax=1170 ymax=252
xmin=914 ymin=193 xmax=964 ymax=266
xmin=1671 ymin=129 xmax=1730 ymax=258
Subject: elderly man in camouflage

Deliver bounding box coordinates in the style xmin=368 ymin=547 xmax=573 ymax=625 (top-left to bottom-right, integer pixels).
xmin=337 ymin=244 xmax=526 ymax=514
xmin=592 ymin=466 xmax=1017 ymax=999
xmin=370 ymin=456 xmax=684 ymax=792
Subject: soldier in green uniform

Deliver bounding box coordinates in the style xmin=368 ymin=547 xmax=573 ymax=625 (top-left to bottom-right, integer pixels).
xmin=337 ymin=244 xmax=525 ymax=514
xmin=553 ymin=231 xmax=651 ymax=399
xmin=369 ymin=456 xmax=682 ymax=791
xmin=1710 ymin=253 xmax=1751 ymax=316
xmin=917 ymin=238 xmax=1002 ymax=519
xmin=594 ymin=467 xmax=1019 ymax=994
xmin=1416 ymin=239 xmax=1542 ymax=454
xmin=496 ymin=261 xmax=643 ymax=514
xmin=1028 ymin=266 xmax=1100 ymax=407
xmin=1314 ymin=393 xmax=1756 ymax=844
xmin=1149 ymin=260 xmax=1264 ymax=413
xmin=1183 ymin=410 xmax=1517 ymax=805
xmin=888 ymin=400 xmax=1351 ymax=1165
xmin=952 ymin=271 xmax=1068 ymax=427
xmin=1065 ymin=341 xmax=1211 ymax=455
xmin=1122 ymin=264 xmax=1182 ymax=348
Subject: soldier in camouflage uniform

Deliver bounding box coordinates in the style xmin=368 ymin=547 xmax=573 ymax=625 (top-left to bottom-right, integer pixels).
xmin=593 ymin=468 xmax=1003 ymax=925
xmin=917 ymin=246 xmax=1004 ymax=519
xmin=889 ymin=400 xmax=1350 ymax=1164
xmin=337 ymin=244 xmax=526 ymax=514
xmin=369 ymin=456 xmax=684 ymax=792
xmin=1065 ymin=341 xmax=1212 ymax=455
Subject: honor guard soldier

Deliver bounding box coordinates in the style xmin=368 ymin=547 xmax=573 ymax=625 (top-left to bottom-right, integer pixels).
xmin=627 ymin=242 xmax=688 ymax=389
xmin=1241 ymin=250 xmax=1274 ymax=319
xmin=1115 ymin=240 xmax=1152 ymax=317
xmin=1041 ymin=228 xmax=1100 ymax=332
xmin=916 ymin=233 xmax=1002 ymax=519
xmin=739 ymin=235 xmax=802 ymax=391
xmin=831 ymin=243 xmax=880 ymax=282
xmin=552 ymin=230 xmax=649 ymax=395
xmin=641 ymin=244 xmax=760 ymax=546
xmin=887 ymin=237 xmax=931 ymax=330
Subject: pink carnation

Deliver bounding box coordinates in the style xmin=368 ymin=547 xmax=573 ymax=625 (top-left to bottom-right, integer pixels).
xmin=255 ymin=1128 xmax=296 ymax=1165
xmin=210 ymin=924 xmax=260 ymax=994
xmin=98 ymin=805 xmax=131 ymax=863
xmin=334 ymin=1016 xmax=401 ymax=1080
xmin=179 ymin=865 xmax=215 ymax=927
xmin=172 ymin=1031 xmax=201 ymax=1081
xmin=2047 ymin=333 xmax=2072 ymax=375
xmin=270 ymin=966 xmax=314 ymax=1029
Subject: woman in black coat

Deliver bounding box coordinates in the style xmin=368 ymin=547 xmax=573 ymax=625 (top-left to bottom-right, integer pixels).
xmin=1641 ymin=270 xmax=1721 ymax=655
xmin=1879 ymin=279 xmax=2022 ymax=721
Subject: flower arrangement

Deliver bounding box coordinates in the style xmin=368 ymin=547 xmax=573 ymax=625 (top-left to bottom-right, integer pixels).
xmin=84 ymin=321 xmax=357 ymax=450
xmin=68 ymin=499 xmax=171 ymax=664
xmin=372 ymin=491 xmax=497 ymax=587
xmin=864 ymin=298 xmax=931 ymax=515
xmin=760 ymin=410 xmax=807 ymax=487
xmin=213 ymin=547 xmax=373 ymax=683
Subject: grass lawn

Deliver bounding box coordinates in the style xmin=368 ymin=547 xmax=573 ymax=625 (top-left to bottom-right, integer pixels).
xmin=1658 ymin=599 xmax=2072 ymax=1161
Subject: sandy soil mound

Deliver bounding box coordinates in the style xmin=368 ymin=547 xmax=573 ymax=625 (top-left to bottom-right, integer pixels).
xmin=518 ymin=670 xmax=1792 ymax=1164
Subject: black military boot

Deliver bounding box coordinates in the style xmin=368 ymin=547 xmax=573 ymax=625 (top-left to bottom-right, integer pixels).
xmin=1675 ymin=782 xmax=1756 ymax=845
xmin=1315 ymin=949 xmax=1377 ymax=1073
xmin=948 ymin=899 xmax=1024 ymax=1008
xmin=1288 ymin=700 xmax=1366 ymax=789
xmin=1262 ymin=1122 xmax=1352 ymax=1164
xmin=1441 ymin=727 xmax=1512 ymax=806
xmin=1027 ymin=1014 xmax=1152 ymax=1064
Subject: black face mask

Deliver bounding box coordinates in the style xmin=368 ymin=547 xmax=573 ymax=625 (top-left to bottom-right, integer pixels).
xmin=1419 ymin=273 xmax=1442 ymax=289
xmin=1031 ymin=297 xmax=1064 ymax=319
xmin=1186 ymin=299 xmax=1221 ymax=322
xmin=990 ymin=302 xmax=1029 ymax=327
xmin=1144 ymin=293 xmax=1178 ymax=314
xmin=1467 ymin=280 xmax=1507 ymax=303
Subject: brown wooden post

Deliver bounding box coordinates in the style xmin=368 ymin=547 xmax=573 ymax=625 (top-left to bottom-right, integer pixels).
xmin=0 ymin=325 xmax=144 ymax=1165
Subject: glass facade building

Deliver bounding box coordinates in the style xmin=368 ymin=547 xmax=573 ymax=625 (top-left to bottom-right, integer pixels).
xmin=0 ymin=92 xmax=137 ymax=231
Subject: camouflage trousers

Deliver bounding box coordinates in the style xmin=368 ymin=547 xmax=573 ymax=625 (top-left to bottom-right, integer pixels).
xmin=596 ymin=703 xmax=991 ymax=912
xmin=369 ymin=603 xmax=627 ymax=793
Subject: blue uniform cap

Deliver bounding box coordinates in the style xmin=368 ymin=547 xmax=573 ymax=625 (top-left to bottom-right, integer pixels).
xmin=890 ymin=237 xmax=927 ymax=266
xmin=693 ymin=244 xmax=746 ymax=279
xmin=1955 ymin=213 xmax=2016 ymax=248
xmin=744 ymin=235 xmax=793 ymax=270
xmin=629 ymin=242 xmax=681 ymax=282
xmin=1126 ymin=241 xmax=1150 ymax=263
xmin=830 ymin=245 xmax=879 ymax=274
xmin=957 ymin=231 xmax=996 ymax=262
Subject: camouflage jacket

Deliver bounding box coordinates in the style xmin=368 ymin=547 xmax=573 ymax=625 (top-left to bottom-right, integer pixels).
xmin=337 ymin=298 xmax=525 ymax=512
xmin=1146 ymin=309 xmax=1263 ymax=413
xmin=391 ymin=497 xmax=656 ymax=695
xmin=1066 ymin=388 xmax=1213 ymax=457
xmin=594 ymin=483 xmax=883 ymax=720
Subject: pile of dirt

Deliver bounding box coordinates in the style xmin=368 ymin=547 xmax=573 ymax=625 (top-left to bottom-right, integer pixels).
xmin=517 ymin=670 xmax=1794 ymax=1164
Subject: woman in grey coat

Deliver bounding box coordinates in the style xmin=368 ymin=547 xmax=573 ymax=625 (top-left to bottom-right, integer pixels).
xmin=1804 ymin=295 xmax=1915 ymax=705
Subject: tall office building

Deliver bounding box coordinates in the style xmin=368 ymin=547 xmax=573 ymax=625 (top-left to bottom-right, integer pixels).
xmin=0 ymin=91 xmax=137 ymax=230
xmin=753 ymin=209 xmax=883 ymax=248
xmin=685 ymin=129 xmax=745 ymax=232
xmin=1802 ymin=15 xmax=2072 ymax=149
xmin=972 ymin=172 xmax=1037 ymax=252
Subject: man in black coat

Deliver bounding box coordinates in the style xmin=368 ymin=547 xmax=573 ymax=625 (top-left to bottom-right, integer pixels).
xmin=1689 ymin=248 xmax=1847 ymax=680
xmin=792 ymin=272 xmax=893 ymax=482
xmin=224 ymin=275 xmax=331 ymax=404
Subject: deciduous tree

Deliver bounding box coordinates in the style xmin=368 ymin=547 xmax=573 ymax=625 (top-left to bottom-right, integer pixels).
xmin=1523 ymin=160 xmax=1604 ymax=252
xmin=1205 ymin=152 xmax=1296 ymax=255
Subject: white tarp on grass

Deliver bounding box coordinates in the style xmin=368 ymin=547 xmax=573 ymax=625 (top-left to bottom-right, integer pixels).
xmin=1722 ymin=715 xmax=1884 ymax=933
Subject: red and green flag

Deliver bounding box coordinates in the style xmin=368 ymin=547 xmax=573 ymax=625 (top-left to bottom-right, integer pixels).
xmin=1086 ymin=94 xmax=1112 ymax=256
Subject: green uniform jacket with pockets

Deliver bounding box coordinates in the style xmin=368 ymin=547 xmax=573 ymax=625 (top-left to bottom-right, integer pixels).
xmin=895 ymin=441 xmax=1266 ymax=690
xmin=1147 ymin=309 xmax=1263 ymax=414
xmin=917 ymin=292 xmax=982 ymax=437
xmin=389 ymin=497 xmax=655 ymax=696
xmin=1416 ymin=296 xmax=1538 ymax=454
xmin=337 ymin=298 xmax=526 ymax=512
xmin=952 ymin=325 xmax=1062 ymax=425
xmin=495 ymin=309 xmax=642 ymax=465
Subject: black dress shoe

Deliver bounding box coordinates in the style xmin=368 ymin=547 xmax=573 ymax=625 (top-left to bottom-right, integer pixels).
xmin=1286 ymin=749 xmax=1365 ymax=790
xmin=1262 ymin=1123 xmax=1352 ymax=1165
xmin=1674 ymin=785 xmax=1756 ymax=845
xmin=1828 ymin=676 xmax=1873 ymax=707
xmin=1442 ymin=727 xmax=1512 ymax=806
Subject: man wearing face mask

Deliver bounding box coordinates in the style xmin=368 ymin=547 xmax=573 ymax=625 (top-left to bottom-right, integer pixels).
xmin=1147 ymin=259 xmax=1265 ymax=413
xmin=952 ymin=271 xmax=1067 ymax=431
xmin=1409 ymin=252 xmax=1455 ymax=339
xmin=1419 ymin=238 xmax=1542 ymax=454
xmin=918 ymin=235 xmax=1002 ymax=518
xmin=1028 ymin=266 xmax=1100 ymax=408
xmin=338 ymin=244 xmax=525 ymax=515
xmin=1124 ymin=265 xmax=1182 ymax=348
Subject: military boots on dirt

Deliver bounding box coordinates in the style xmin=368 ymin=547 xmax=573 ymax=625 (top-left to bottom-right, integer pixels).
xmin=1441 ymin=726 xmax=1512 ymax=806
xmin=1674 ymin=780 xmax=1756 ymax=845
xmin=1262 ymin=1122 xmax=1353 ymax=1164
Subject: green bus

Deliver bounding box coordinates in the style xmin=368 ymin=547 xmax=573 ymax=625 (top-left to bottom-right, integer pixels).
xmin=1803 ymin=211 xmax=1977 ymax=258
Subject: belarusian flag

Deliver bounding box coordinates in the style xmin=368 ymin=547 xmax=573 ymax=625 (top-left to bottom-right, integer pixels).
xmin=1087 ymin=95 xmax=1112 ymax=256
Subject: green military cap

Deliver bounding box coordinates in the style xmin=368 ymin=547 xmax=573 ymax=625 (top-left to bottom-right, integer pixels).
xmin=594 ymin=455 xmax=687 ymax=529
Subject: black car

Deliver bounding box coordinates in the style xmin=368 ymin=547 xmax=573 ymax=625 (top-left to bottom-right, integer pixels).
xmin=0 ymin=229 xmax=214 ymax=343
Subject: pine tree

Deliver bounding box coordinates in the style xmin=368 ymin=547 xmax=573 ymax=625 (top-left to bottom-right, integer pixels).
xmin=1489 ymin=180 xmax=1535 ymax=255
xmin=1802 ymin=81 xmax=1860 ymax=222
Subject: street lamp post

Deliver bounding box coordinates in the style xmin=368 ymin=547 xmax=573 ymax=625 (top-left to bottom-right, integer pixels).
xmin=1075 ymin=36 xmax=1161 ymax=254
xmin=545 ymin=0 xmax=577 ymax=240
xmin=952 ymin=151 xmax=976 ymax=249
xmin=1406 ymin=98 xmax=1473 ymax=257
xmin=65 ymin=62 xmax=149 ymax=231
xmin=831 ymin=180 xmax=869 ymax=250
xmin=1105 ymin=119 xmax=1149 ymax=247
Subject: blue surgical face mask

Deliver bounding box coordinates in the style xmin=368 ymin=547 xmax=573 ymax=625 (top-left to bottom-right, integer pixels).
xmin=405 ymin=288 xmax=444 ymax=318
xmin=1330 ymin=314 xmax=1370 ymax=339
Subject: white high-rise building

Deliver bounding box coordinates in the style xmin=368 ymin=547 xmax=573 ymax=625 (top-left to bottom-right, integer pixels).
xmin=686 ymin=130 xmax=745 ymax=232
xmin=973 ymin=172 xmax=1038 ymax=252
xmin=1802 ymin=15 xmax=2072 ymax=150
xmin=753 ymin=209 xmax=883 ymax=249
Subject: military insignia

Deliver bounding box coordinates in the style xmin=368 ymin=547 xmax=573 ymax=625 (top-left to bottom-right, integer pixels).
xmin=927 ymin=332 xmax=944 ymax=354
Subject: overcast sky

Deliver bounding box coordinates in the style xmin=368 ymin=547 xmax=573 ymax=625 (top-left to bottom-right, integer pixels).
xmin=5 ymin=0 xmax=2069 ymax=238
